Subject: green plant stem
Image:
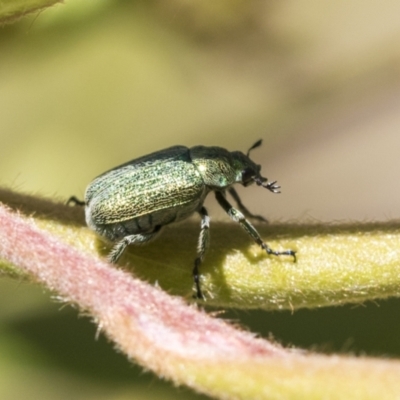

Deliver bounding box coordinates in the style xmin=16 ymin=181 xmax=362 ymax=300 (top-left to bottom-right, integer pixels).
xmin=1 ymin=188 xmax=400 ymax=310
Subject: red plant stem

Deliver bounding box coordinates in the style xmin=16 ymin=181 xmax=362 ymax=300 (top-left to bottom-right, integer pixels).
xmin=0 ymin=204 xmax=289 ymax=376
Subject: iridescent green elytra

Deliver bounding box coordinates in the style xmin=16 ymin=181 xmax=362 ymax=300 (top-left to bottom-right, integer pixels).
xmin=69 ymin=140 xmax=296 ymax=299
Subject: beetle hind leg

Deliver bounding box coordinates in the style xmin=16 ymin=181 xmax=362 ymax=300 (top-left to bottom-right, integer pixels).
xmin=108 ymin=226 xmax=162 ymax=263
xmin=193 ymin=207 xmax=210 ymax=300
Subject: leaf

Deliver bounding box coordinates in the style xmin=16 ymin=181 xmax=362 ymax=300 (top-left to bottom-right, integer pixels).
xmin=0 ymin=0 xmax=61 ymax=24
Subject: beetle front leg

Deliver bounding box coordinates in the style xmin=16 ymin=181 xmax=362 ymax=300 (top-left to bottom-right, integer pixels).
xmin=193 ymin=206 xmax=210 ymax=300
xmin=228 ymin=187 xmax=268 ymax=223
xmin=215 ymin=191 xmax=296 ymax=261
xmin=108 ymin=227 xmax=162 ymax=263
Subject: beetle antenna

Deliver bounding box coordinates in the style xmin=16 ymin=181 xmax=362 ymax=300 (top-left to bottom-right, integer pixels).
xmin=246 ymin=139 xmax=262 ymax=157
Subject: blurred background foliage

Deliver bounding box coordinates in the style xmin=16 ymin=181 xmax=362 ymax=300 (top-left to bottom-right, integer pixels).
xmin=1 ymin=0 xmax=400 ymax=398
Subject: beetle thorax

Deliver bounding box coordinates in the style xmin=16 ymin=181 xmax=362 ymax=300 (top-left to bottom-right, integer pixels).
xmin=190 ymin=146 xmax=238 ymax=189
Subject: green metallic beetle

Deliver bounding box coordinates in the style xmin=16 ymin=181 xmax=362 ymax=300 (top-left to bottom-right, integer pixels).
xmin=69 ymin=140 xmax=296 ymax=299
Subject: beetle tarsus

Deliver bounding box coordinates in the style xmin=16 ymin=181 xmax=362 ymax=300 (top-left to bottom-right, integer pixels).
xmin=263 ymin=244 xmax=297 ymax=262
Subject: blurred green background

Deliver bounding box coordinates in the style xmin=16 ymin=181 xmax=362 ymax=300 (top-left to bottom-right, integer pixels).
xmin=1 ymin=0 xmax=400 ymax=398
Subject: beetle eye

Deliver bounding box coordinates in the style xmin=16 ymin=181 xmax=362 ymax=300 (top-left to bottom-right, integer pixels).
xmin=241 ymin=168 xmax=254 ymax=185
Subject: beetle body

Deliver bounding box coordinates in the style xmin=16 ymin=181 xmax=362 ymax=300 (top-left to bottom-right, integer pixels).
xmin=77 ymin=141 xmax=296 ymax=299
xmin=85 ymin=146 xmax=207 ymax=242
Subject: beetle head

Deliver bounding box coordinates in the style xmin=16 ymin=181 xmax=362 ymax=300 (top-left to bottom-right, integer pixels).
xmin=231 ymin=140 xmax=280 ymax=193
